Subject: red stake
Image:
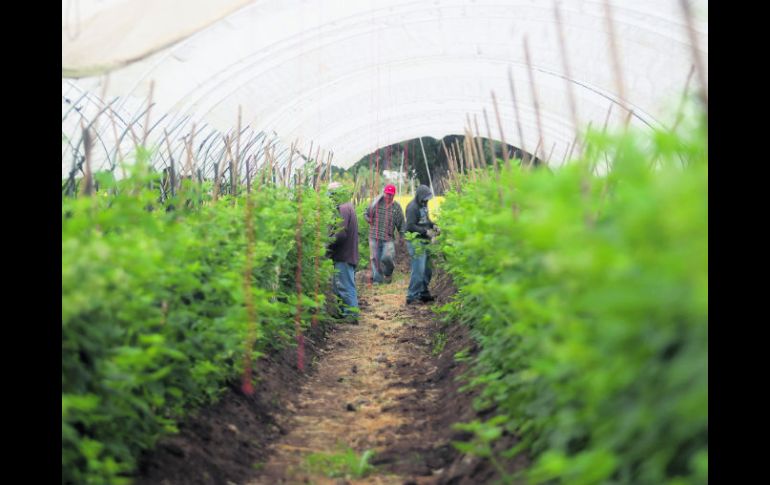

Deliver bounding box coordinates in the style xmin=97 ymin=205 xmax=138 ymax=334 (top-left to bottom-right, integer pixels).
xmin=311 ymin=183 xmax=322 ymax=328
xmin=241 ymin=184 xmax=258 ymax=394
xmin=294 ymin=184 xmax=305 ymax=371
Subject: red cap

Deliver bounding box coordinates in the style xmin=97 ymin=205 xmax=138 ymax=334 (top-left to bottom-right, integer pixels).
xmin=384 ymin=184 xmax=396 ymax=195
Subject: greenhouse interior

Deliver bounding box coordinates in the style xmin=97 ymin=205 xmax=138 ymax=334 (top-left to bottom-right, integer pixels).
xmin=62 ymin=1 xmax=707 ymax=483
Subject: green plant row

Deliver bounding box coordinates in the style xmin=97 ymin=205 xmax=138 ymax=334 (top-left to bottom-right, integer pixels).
xmin=63 ymin=154 xmax=337 ymax=484
xmin=436 ymin=106 xmax=707 ymax=484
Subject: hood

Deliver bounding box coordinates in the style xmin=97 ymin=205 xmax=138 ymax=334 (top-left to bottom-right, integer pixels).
xmin=415 ymin=185 xmax=432 ymax=204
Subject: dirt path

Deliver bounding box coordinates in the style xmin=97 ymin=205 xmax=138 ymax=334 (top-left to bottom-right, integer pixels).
xmin=135 ymin=265 xmax=509 ymax=485
xmin=250 ymin=275 xmax=446 ymax=484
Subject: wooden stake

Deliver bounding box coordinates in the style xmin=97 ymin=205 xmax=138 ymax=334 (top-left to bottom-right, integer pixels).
xmin=491 ymin=91 xmax=510 ymax=169
xmin=80 ymin=124 xmax=93 ymax=197
xmin=225 ymin=136 xmax=237 ymax=197
xmin=463 ymin=132 xmax=477 ymax=182
xmin=482 ymin=108 xmax=499 ymax=173
xmin=142 ymin=80 xmax=155 ymax=147
xmin=473 ymin=114 xmax=487 ymax=174
xmin=240 ymin=171 xmax=258 ymax=394
xmin=508 ymin=66 xmax=528 ymax=165
xmin=287 ymin=141 xmax=297 ymax=188
xmin=106 ymin=105 xmax=127 ymax=180
xmin=234 ymin=108 xmax=242 ymax=194
xmin=523 ymin=37 xmax=547 ymax=165
xmin=602 ymin=0 xmax=631 ymax=127
xmin=679 ymin=0 xmax=707 ymax=118
xmin=246 ymin=154 xmax=252 ymax=193
xmin=293 ymin=181 xmax=305 ymax=371
xmin=563 ymin=134 xmax=578 ymax=166
xmin=553 ymin=0 xmax=580 ymax=136
xmin=162 ymin=129 xmax=176 ymax=197
xmin=185 ymin=123 xmax=196 ymax=178
xmin=547 ymin=141 xmax=557 ymax=165
xmin=212 ymin=135 xmax=228 ymax=201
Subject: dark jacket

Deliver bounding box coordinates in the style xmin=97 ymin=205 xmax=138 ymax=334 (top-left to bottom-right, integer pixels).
xmin=328 ymin=202 xmax=360 ymax=267
xmin=405 ymin=185 xmax=436 ymax=241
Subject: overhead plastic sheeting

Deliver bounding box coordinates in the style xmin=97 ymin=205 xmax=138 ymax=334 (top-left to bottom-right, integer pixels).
xmin=64 ymin=0 xmax=707 ymax=169
xmin=62 ymin=0 xmax=254 ymax=77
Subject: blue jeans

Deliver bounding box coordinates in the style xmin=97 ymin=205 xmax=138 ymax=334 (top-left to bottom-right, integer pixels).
xmin=369 ymin=238 xmax=396 ymax=283
xmin=406 ymin=240 xmax=432 ymax=302
xmin=333 ymin=261 xmax=359 ymax=317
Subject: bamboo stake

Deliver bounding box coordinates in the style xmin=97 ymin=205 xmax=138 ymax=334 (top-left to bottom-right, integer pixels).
xmin=212 ymin=135 xmax=228 ymax=201
xmin=80 ymin=123 xmax=93 ymax=197
xmin=234 ymin=108 xmax=242 ymax=194
xmin=106 ymin=105 xmax=127 ymax=181
xmin=465 ymin=114 xmax=479 ymax=171
xmin=473 ymin=114 xmax=487 ymax=175
xmin=464 ymin=126 xmax=476 ymax=174
xmin=553 ymin=0 xmax=580 ymax=137
xmin=311 ymin=163 xmax=323 ymax=328
xmin=563 ymin=134 xmax=578 ymax=166
xmin=225 ymin=136 xmax=237 ymax=198
xmin=482 ymin=108 xmax=499 ymax=173
xmin=441 ymin=138 xmax=456 ymax=182
xmin=418 ymin=137 xmax=434 ymax=196
xmin=246 ymin=154 xmax=252 ymax=193
xmin=240 ymin=170 xmax=258 ymax=394
xmin=162 ymin=129 xmax=176 ymax=197
xmin=678 ymin=0 xmax=707 ymax=118
xmin=267 ymin=145 xmax=275 ymax=187
xmin=314 ymin=150 xmax=326 ymax=190
xmin=523 ymin=37 xmax=547 ymax=165
xmin=601 ymin=104 xmax=614 ymax=174
xmin=530 ymin=139 xmax=543 ymax=167
xmin=672 ymin=65 xmax=696 ymax=133
xmin=454 ymin=139 xmax=464 ymax=174
xmin=293 ymin=180 xmax=305 ymax=371
xmin=602 ymin=0 xmax=631 ymax=128
xmin=547 ymin=141 xmax=557 ymax=165
xmin=287 ymin=140 xmax=297 ymax=188
xmin=313 ymin=145 xmax=321 ymax=189
xmin=491 ymin=91 xmax=510 ymax=169
xmin=508 ymin=67 xmax=528 ymax=165
xmin=463 ymin=132 xmax=477 ymax=182
xmin=185 ymin=123 xmax=196 ymax=178
xmin=142 ymin=81 xmax=155 ymax=147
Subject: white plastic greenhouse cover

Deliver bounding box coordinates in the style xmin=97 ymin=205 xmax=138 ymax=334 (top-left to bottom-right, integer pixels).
xmin=62 ymin=0 xmax=707 ymax=169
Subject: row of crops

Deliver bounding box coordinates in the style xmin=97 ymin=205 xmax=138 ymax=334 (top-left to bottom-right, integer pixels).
xmin=62 ymin=156 xmax=337 ymax=484
xmin=435 ymin=106 xmax=707 ymax=484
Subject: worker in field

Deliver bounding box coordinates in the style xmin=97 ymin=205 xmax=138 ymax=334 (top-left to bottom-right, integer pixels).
xmin=365 ymin=184 xmax=405 ymax=284
xmin=327 ymin=182 xmax=360 ymax=323
xmin=405 ymin=184 xmax=439 ymax=304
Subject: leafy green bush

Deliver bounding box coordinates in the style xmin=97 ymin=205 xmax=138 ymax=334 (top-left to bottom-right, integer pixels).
xmin=62 ymin=157 xmax=335 ymax=484
xmin=438 ymin=106 xmax=707 ymax=484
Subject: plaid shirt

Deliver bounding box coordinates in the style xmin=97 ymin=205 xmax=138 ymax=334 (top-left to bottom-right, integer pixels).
xmin=366 ymin=197 xmax=405 ymax=241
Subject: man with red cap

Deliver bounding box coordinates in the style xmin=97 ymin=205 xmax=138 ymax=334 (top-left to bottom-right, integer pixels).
xmin=365 ymin=184 xmax=405 ymax=284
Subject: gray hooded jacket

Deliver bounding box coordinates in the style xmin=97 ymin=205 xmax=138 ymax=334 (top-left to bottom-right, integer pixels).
xmin=405 ymin=185 xmax=436 ymax=241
